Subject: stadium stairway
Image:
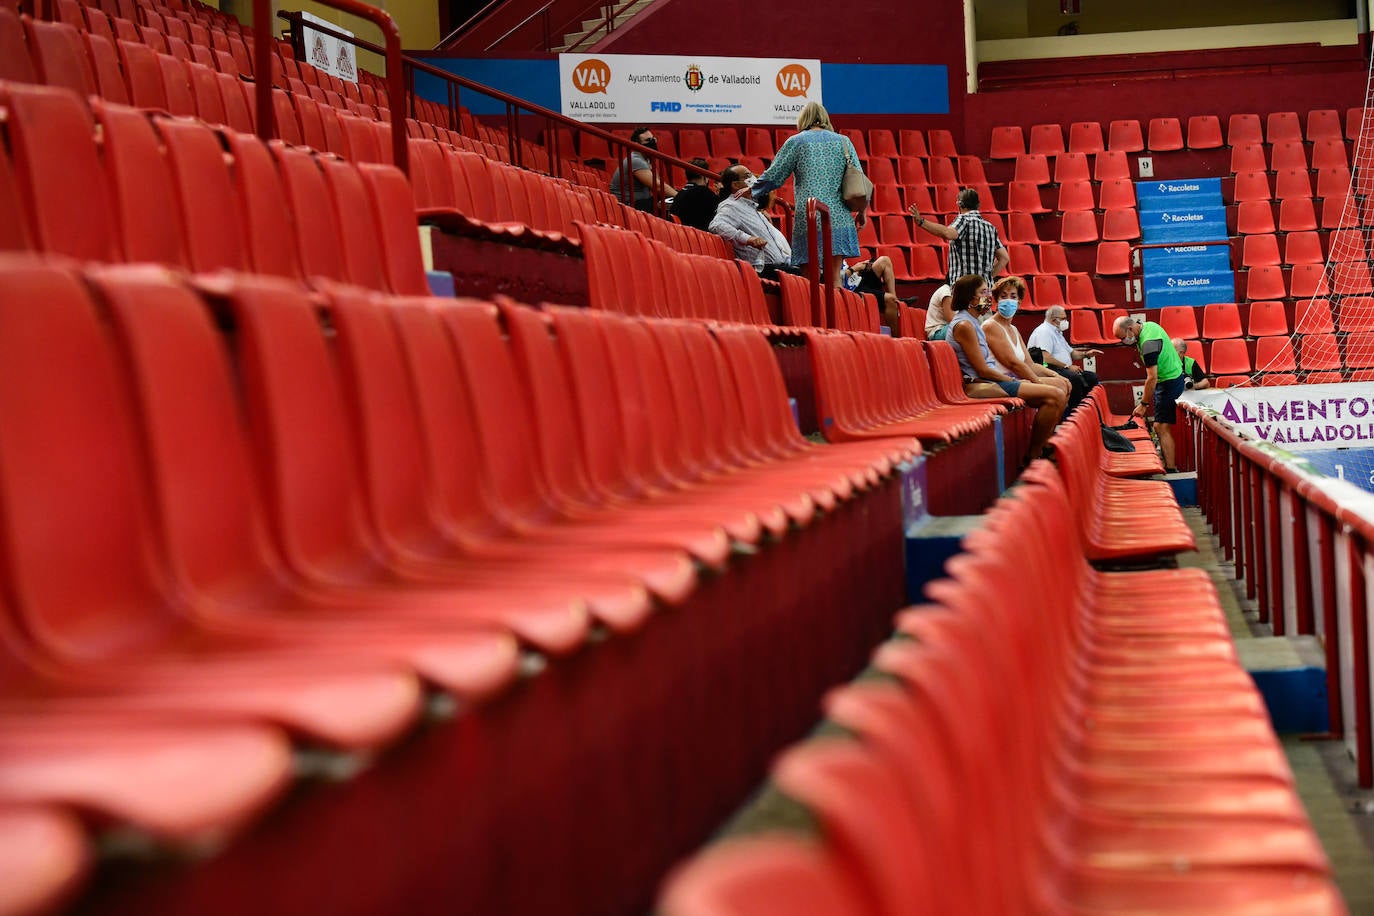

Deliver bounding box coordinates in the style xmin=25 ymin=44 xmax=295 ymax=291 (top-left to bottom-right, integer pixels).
xmin=1138 ymin=177 xmax=1237 ymax=308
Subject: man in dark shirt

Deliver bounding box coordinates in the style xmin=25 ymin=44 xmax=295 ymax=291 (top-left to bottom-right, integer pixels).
xmin=669 ymin=158 xmax=717 ymax=231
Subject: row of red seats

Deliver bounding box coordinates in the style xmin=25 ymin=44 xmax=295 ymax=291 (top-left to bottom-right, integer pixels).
xmin=561 ymin=126 xmax=960 ymax=167
xmin=0 ymin=82 xmax=430 ymax=293
xmin=1232 ymin=196 xmax=1355 ymax=233
xmin=0 ymin=254 xmax=914 ymax=913
xmin=773 ymin=270 xmax=883 ymax=332
xmin=992 ymin=151 xmax=1135 ymax=185
xmin=582 ymin=223 xmax=770 ymax=324
xmin=1230 ymin=168 xmax=1356 ymax=203
xmin=1228 ymin=139 xmax=1350 ymax=174
xmin=992 ymin=109 xmax=1362 ymax=158
xmin=661 ymin=450 xmax=1338 ymax=914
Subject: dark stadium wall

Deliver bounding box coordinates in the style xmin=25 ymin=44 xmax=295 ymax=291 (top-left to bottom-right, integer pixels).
xmin=594 ymin=0 xmax=970 ymax=131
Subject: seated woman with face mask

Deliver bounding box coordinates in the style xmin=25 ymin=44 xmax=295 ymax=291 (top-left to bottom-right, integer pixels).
xmin=946 ymin=274 xmax=1067 ymax=463
xmin=981 ymin=276 xmax=1072 ymax=408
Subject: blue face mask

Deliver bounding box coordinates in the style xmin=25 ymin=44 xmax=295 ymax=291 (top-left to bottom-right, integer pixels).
xmin=996 ymin=298 xmax=1019 ymax=318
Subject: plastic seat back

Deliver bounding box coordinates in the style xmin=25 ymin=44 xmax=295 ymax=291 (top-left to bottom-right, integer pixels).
xmin=1254 ymin=337 xmax=1296 ymax=373
xmin=155 ymin=116 xmax=245 ymax=272
xmin=24 ymin=18 xmax=94 ymax=96
xmin=0 ymin=261 xmax=169 ymax=661
xmin=222 ymin=131 xmax=301 ymax=279
xmin=319 ymin=158 xmax=390 ymax=291
xmin=1246 ymin=300 xmax=1288 ymax=337
xmin=92 ymin=101 xmax=184 ymax=266
xmin=2 ymin=83 xmax=115 ymax=261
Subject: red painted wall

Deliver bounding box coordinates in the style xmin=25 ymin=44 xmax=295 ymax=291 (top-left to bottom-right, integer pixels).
xmin=595 ymin=0 xmax=970 ymax=128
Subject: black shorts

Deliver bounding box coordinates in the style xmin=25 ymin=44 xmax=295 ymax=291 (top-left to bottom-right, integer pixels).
xmin=1153 ymin=375 xmax=1187 ymax=424
xmin=855 ymin=270 xmax=884 ymax=296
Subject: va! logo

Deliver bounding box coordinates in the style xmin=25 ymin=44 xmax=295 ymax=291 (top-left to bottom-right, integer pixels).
xmin=684 ymin=65 xmax=704 ymax=91
xmin=775 ymin=64 xmax=811 ymax=98
xmin=572 ymin=59 xmax=611 ymax=94
xmin=651 ymin=101 xmax=682 ymax=112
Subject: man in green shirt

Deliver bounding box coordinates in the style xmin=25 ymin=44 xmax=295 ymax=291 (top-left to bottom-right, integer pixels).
xmin=1172 ymin=337 xmax=1212 ymax=391
xmin=1113 ymin=315 xmax=1186 ymax=472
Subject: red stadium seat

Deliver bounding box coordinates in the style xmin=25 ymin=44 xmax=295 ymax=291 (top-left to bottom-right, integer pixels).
xmin=1101 ymin=208 xmax=1139 ymax=241
xmin=1255 ymin=336 xmax=1297 ymax=373
xmin=1240 ymin=234 xmax=1280 ymax=268
xmin=1246 ymin=301 xmax=1289 ymax=337
xmin=1107 ymin=118 xmax=1143 ymax=152
xmin=1235 ymin=200 xmax=1275 ymax=234
xmin=1148 ymin=117 xmax=1184 ymax=150
xmin=1028 ymin=122 xmax=1064 ymax=156
xmin=1231 ymin=170 xmax=1272 ymax=203
xmin=989 ymin=125 xmax=1025 ymax=159
xmin=1296 ymin=297 xmax=1335 ymax=334
xmin=1273 ymin=168 xmax=1312 ymax=200
xmin=1158 ymin=306 xmax=1199 ymax=340
xmin=1229 ymin=143 xmax=1267 ymax=173
xmin=1093 ymin=149 xmax=1131 ymax=181
xmin=1266 ymin=111 xmax=1301 ymax=143
xmin=1298 ymin=334 xmax=1342 ymax=371
xmin=1269 ymin=141 xmax=1307 ymax=171
xmin=1013 ymin=153 xmax=1050 ymax=185
xmin=1095 ymin=241 xmax=1131 ymax=276
xmin=1227 ymin=113 xmax=1263 ymax=146
xmin=1283 ymin=231 xmax=1323 ymax=266
xmin=1202 ymin=302 xmax=1243 ymax=339
xmin=1337 ymin=296 xmax=1374 ymax=332
xmin=1067 ymin=121 xmax=1104 ymax=155
xmin=1055 ymin=179 xmax=1094 ymax=211
xmin=1244 ymin=266 xmax=1287 ymax=300
xmin=1185 ymin=114 xmax=1222 ymax=149
xmin=1052 ymin=151 xmax=1090 ymax=184
xmin=1059 ymin=210 xmax=1098 ymax=244
xmin=1277 ymin=197 xmax=1317 ymax=232
xmin=1209 ymin=338 xmax=1252 ymax=375
xmin=1306 ymin=108 xmax=1343 ymax=141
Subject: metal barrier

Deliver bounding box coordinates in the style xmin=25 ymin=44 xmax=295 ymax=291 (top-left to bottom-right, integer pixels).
xmin=1184 ymin=402 xmax=1373 ymax=787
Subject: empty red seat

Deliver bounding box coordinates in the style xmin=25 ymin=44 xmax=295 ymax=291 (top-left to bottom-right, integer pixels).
xmin=1299 ymin=334 xmax=1342 ymax=371
xmin=1230 ymin=143 xmax=1267 ymax=173
xmin=1069 ymin=309 xmax=1112 ymax=345
xmin=1227 ymin=113 xmax=1263 ymax=146
xmin=1158 ymin=306 xmax=1199 ymax=340
xmin=1053 ymin=152 xmax=1090 ymax=184
xmin=1067 ymin=120 xmax=1104 ymax=155
xmin=867 ymin=128 xmax=897 ymax=159
xmin=1037 ymin=242 xmax=1069 ymax=275
xmin=1231 ymin=170 xmax=1272 ymax=202
xmin=1032 ymin=275 xmax=1065 ymax=308
xmin=927 ymin=129 xmax=957 ymax=157
xmin=1246 ymin=300 xmax=1289 ymax=337
xmin=1064 ymin=272 xmax=1104 ymax=308
xmin=1202 ymin=302 xmax=1243 ymax=338
xmin=1185 ymin=114 xmax=1222 ymax=149
xmin=988 ymin=125 xmax=1024 ymax=159
xmin=1254 ymin=336 xmax=1297 ymax=373
xmin=1266 ymin=111 xmax=1302 ymax=142
xmin=1101 ymin=208 xmax=1139 ymax=241
xmin=1209 ymin=338 xmax=1252 ymax=375
xmin=710 ymin=127 xmax=742 ymax=159
xmin=743 ymin=126 xmax=774 ymax=159
xmin=1277 ymin=197 xmax=1317 ymax=232
xmin=1307 ymin=108 xmax=1343 ymax=140
xmin=1342 ymin=331 xmax=1374 ymax=368
xmin=1095 ymin=241 xmax=1132 ymax=276
xmin=1244 ymin=266 xmax=1287 ymax=300
xmin=1093 ymin=149 xmax=1130 ymax=181
xmin=1235 ymin=200 xmax=1274 ymax=235
xmin=898 ymin=129 xmax=927 ymax=158
xmin=1059 ymin=209 xmax=1098 ymax=244
xmin=1150 ymin=117 xmax=1186 ymax=150
xmin=1007 ymin=211 xmax=1045 ymax=245
xmin=1283 ymin=231 xmax=1323 ymax=266
xmin=1007 ymin=180 xmax=1048 ymax=214
xmin=1028 ymin=122 xmax=1064 ymax=156
xmin=1055 ymin=179 xmax=1094 ymax=211
xmin=1012 ymin=153 xmax=1050 ymax=185
xmin=1296 ymin=297 xmax=1335 ymax=333
xmin=1105 ymin=118 xmax=1142 ymax=152
xmin=1273 ymin=168 xmax=1312 ymax=200
xmin=1337 ymin=296 xmax=1374 ymax=332
xmin=1241 ymin=234 xmax=1280 ymax=268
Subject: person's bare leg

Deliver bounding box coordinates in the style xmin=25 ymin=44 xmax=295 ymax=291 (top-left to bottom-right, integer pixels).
xmin=1155 ymin=421 xmax=1176 ymax=468
xmin=882 ymin=294 xmax=900 ymax=333
xmin=872 ymin=256 xmax=897 ymax=297
xmin=828 ymin=254 xmax=846 ymax=288
xmin=1019 ymin=381 xmax=1068 ymax=458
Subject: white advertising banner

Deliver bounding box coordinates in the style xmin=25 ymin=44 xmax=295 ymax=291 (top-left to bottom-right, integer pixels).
xmin=300 ymin=11 xmax=358 ymax=85
xmin=558 ymin=53 xmax=822 ymax=124
xmin=1187 ymin=383 xmax=1374 ymax=450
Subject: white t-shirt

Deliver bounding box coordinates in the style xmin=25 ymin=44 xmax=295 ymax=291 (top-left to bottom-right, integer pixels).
xmin=1026 ymin=321 xmax=1074 ymax=366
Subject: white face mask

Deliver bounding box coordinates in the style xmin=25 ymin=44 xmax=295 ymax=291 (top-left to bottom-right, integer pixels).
xmin=1123 ymin=333 xmax=1137 ymax=346
xmin=1055 ymin=318 xmax=1069 ymax=331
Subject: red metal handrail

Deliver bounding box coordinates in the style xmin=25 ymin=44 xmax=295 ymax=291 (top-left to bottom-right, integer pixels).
xmin=1127 ymin=238 xmax=1233 ymax=309
xmin=256 ymin=0 xmax=407 ymax=174
xmin=804 ymin=200 xmax=835 ymax=327
xmin=276 ymin=10 xmax=716 ymax=196
xmin=486 ymin=0 xmax=555 ymax=51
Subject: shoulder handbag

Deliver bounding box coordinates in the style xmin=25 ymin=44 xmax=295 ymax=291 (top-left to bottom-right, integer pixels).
xmin=841 ymin=146 xmax=873 ymax=212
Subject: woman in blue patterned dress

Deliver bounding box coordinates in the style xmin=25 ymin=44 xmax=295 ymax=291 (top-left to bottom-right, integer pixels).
xmin=749 ymin=101 xmax=866 ymax=285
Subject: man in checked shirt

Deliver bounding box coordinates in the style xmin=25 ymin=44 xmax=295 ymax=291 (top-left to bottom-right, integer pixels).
xmin=910 ymin=188 xmax=1009 ymax=284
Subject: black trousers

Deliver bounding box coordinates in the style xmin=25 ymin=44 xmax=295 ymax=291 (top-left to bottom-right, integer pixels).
xmin=1048 ymin=365 xmax=1098 ymax=412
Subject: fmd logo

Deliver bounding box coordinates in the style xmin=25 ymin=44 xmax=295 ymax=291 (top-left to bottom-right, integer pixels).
xmin=650 ymin=101 xmax=682 ymax=112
